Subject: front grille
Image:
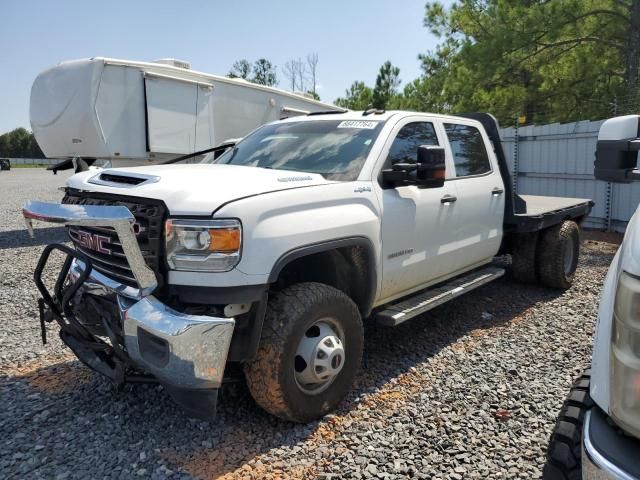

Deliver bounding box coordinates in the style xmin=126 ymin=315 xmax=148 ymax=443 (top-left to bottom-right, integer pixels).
xmin=63 ymin=191 xmax=167 ymax=288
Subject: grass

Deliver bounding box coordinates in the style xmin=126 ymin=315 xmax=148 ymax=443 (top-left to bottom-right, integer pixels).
xmin=7 ymin=164 xmax=49 ymax=168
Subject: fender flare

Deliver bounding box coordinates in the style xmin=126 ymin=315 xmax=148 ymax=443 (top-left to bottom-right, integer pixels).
xmin=268 ymin=236 xmax=378 ymax=317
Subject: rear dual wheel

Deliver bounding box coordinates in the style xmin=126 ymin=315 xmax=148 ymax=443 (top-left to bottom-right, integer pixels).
xmin=537 ymin=221 xmax=580 ymax=289
xmin=244 ymin=282 xmax=363 ymax=423
xmin=511 ymin=220 xmax=580 ymax=290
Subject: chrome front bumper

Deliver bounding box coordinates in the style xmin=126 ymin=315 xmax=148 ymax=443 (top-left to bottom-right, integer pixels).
xmin=68 ymin=260 xmax=235 ymax=389
xmin=583 ymin=409 xmax=639 ymax=480
xmin=23 ymin=200 xmax=235 ymax=393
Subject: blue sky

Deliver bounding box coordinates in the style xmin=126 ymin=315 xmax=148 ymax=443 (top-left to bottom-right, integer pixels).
xmin=0 ymin=0 xmax=450 ymax=134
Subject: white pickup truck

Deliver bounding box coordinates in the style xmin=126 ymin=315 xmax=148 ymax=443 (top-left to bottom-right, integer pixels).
xmin=545 ymin=115 xmax=640 ymax=480
xmin=23 ymin=110 xmax=592 ymax=422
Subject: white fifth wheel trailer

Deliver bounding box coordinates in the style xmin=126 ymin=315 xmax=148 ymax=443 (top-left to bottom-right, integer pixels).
xmin=30 ymin=57 xmax=343 ymax=171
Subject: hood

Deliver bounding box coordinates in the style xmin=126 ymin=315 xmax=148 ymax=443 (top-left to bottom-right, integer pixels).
xmin=66 ymin=164 xmax=332 ymax=215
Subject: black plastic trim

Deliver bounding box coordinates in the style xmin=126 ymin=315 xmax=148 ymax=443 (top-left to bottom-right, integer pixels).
xmin=268 ymin=236 xmax=378 ymax=316
xmin=163 ymin=385 xmax=219 ymax=419
xmin=227 ymin=293 xmax=268 ymax=362
xmin=588 ymin=406 xmax=640 ymax=478
xmin=169 ymin=283 xmax=267 ymax=305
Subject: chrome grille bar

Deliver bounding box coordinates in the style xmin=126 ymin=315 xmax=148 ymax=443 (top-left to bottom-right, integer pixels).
xmin=23 ymin=200 xmax=158 ymax=295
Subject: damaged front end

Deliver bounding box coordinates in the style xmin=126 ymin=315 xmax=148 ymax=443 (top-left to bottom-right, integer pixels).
xmin=23 ymin=200 xmax=235 ymax=417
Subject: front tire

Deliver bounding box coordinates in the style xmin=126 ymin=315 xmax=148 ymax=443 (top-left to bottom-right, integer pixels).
xmin=543 ymin=370 xmax=592 ymax=479
xmin=537 ymin=220 xmax=580 ymax=289
xmin=244 ymin=282 xmax=363 ymax=423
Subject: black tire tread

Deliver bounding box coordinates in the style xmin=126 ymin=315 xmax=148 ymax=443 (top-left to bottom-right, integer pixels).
xmin=537 ymin=220 xmax=580 ymax=290
xmin=244 ymin=282 xmax=362 ymax=422
xmin=543 ymin=369 xmax=593 ymax=480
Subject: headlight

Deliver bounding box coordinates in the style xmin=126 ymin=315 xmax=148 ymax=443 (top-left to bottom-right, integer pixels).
xmin=611 ymin=271 xmax=640 ymax=437
xmin=165 ymin=219 xmax=241 ymax=272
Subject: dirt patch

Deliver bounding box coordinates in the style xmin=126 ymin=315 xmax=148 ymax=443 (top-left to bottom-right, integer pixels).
xmin=163 ymin=431 xmax=319 ymax=480
xmin=1 ymin=354 xmax=93 ymax=395
xmin=582 ymin=229 xmax=623 ymax=246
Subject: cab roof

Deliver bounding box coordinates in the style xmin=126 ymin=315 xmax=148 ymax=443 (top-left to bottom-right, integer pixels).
xmin=278 ymin=110 xmax=483 ymax=124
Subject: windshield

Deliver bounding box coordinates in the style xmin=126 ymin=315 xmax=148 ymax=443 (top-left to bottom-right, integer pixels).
xmin=200 ymin=120 xmax=384 ymax=181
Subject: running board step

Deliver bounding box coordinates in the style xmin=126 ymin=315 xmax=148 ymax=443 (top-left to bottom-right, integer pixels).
xmin=375 ymin=266 xmax=505 ymax=326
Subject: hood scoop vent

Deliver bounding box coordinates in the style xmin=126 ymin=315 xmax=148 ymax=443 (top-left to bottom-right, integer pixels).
xmin=88 ymin=171 xmax=160 ymax=188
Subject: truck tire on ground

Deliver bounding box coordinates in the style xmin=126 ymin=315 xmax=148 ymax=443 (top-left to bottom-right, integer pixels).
xmin=537 ymin=220 xmax=580 ymax=289
xmin=244 ymin=282 xmax=364 ymax=423
xmin=543 ymin=370 xmax=592 ymax=480
xmin=511 ymin=232 xmax=539 ymax=283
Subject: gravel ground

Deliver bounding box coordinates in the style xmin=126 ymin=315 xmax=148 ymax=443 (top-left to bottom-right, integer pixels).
xmin=0 ymin=168 xmax=622 ymax=479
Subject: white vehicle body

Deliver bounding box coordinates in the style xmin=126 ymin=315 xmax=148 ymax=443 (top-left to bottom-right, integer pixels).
xmin=63 ymin=111 xmax=507 ymax=299
xmin=590 ymin=212 xmax=640 ymax=411
xmin=23 ymin=110 xmax=592 ymax=420
xmin=30 ymin=57 xmax=341 ymax=167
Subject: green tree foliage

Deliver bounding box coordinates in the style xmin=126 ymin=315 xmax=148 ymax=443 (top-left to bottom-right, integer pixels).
xmin=372 ymin=61 xmax=401 ymax=109
xmin=335 ymin=81 xmax=374 ymax=110
xmin=227 ymin=58 xmax=278 ymax=86
xmin=335 ymin=1 xmax=640 ymax=124
xmin=252 ymin=58 xmax=278 ymax=86
xmin=417 ymin=0 xmax=640 ymax=124
xmin=0 ymin=128 xmax=44 ymax=158
xmin=228 ymin=59 xmax=252 ymax=79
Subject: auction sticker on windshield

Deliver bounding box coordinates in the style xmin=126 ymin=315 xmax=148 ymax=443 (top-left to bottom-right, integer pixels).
xmin=337 ymin=120 xmax=379 ymax=129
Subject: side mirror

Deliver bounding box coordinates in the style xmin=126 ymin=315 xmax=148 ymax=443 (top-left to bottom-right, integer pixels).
xmin=382 ymin=145 xmax=446 ymax=188
xmin=416 ymin=145 xmax=446 ymax=187
xmin=595 ymin=115 xmax=640 ymax=183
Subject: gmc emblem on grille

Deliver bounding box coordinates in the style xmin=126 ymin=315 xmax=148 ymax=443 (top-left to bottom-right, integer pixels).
xmin=76 ymin=231 xmax=112 ymax=255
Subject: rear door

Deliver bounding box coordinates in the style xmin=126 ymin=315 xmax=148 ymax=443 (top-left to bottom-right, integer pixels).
xmin=441 ymin=120 xmax=505 ymax=269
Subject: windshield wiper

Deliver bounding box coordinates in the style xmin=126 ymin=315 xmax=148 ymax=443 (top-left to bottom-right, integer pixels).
xmin=162 ymin=141 xmax=237 ymax=164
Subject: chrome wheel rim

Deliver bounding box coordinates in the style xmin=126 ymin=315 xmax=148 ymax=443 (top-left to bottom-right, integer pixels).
xmin=294 ymin=318 xmax=346 ymax=395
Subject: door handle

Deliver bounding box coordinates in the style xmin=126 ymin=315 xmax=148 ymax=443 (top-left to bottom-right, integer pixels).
xmin=491 ymin=188 xmax=504 ymax=196
xmin=441 ymin=194 xmax=457 ymax=204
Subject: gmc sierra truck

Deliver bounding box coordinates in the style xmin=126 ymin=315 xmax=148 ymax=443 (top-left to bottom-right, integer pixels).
xmin=545 ymin=115 xmax=640 ymax=480
xmin=23 ymin=111 xmax=592 ymax=422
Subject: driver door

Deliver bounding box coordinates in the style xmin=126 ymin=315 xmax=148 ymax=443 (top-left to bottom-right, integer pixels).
xmin=376 ymin=118 xmax=459 ymax=302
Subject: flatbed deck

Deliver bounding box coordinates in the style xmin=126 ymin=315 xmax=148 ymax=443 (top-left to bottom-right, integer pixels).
xmin=512 ymin=195 xmax=593 ymax=232
xmin=518 ymin=195 xmax=592 ymax=216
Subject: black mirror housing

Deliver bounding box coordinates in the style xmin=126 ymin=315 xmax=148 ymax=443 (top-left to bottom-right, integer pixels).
xmin=594 ymin=115 xmax=640 ymax=183
xmin=381 ymin=145 xmax=446 ymax=188
xmin=416 ymin=145 xmax=446 ymax=188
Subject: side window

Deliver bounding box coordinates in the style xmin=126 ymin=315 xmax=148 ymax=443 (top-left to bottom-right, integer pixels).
xmin=444 ymin=123 xmax=492 ymax=177
xmin=386 ymin=121 xmax=439 ymax=168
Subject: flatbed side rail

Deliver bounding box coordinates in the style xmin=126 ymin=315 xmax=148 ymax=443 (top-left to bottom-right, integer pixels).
xmin=510 ymin=200 xmax=594 ymax=233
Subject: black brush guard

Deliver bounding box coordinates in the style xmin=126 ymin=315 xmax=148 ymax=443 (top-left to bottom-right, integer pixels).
xmin=34 ymin=243 xmax=156 ymax=387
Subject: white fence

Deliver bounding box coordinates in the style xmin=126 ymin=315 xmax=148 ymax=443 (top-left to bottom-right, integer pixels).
xmin=500 ymin=120 xmax=640 ymax=232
